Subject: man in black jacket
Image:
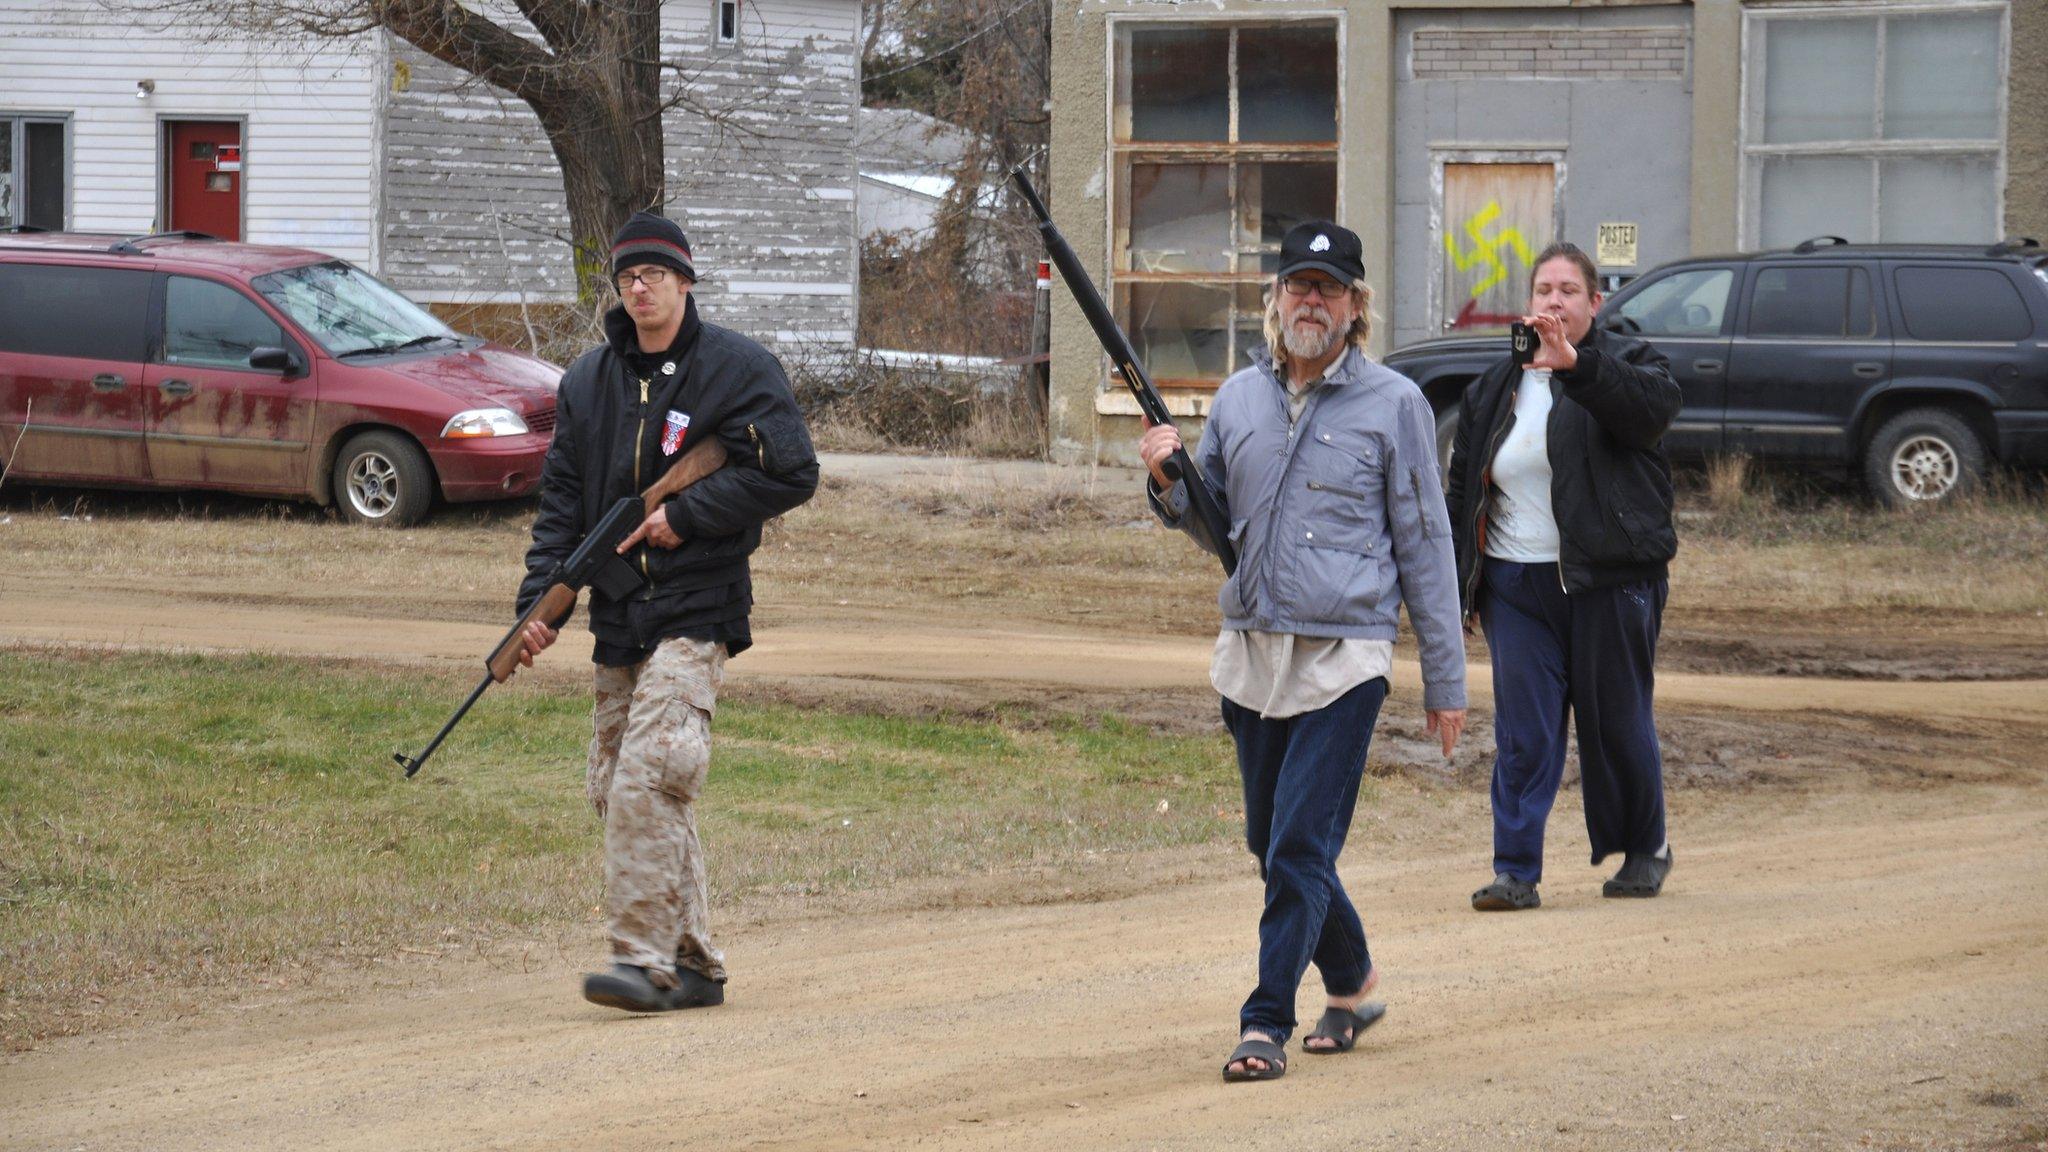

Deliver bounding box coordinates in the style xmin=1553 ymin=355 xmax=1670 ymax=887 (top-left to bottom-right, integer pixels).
xmin=514 ymin=211 xmax=819 ymax=1011
xmin=1444 ymin=243 xmax=1681 ymax=911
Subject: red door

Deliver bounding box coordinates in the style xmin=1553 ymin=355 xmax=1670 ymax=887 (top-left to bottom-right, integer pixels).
xmin=166 ymin=121 xmax=242 ymax=241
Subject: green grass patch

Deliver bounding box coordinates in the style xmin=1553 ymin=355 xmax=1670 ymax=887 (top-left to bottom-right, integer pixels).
xmin=0 ymin=647 xmax=1240 ymax=1049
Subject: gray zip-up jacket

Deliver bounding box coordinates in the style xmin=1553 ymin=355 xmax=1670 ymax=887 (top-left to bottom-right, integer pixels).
xmin=1150 ymin=346 xmax=1467 ymax=711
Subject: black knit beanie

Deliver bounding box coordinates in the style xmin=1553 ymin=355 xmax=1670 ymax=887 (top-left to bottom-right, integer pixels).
xmin=610 ymin=211 xmax=697 ymax=282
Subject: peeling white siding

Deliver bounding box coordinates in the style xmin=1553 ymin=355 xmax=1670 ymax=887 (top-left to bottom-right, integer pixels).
xmin=381 ymin=0 xmax=860 ymax=360
xmin=0 ymin=0 xmax=378 ymax=264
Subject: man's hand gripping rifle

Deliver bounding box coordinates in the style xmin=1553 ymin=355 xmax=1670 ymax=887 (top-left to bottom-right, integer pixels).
xmin=394 ymin=437 xmax=729 ymax=777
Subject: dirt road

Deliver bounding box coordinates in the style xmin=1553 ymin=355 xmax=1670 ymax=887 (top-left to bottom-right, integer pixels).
xmin=3 ymin=488 xmax=2047 ymax=1149
xmin=2 ymin=778 xmax=2042 ymax=1150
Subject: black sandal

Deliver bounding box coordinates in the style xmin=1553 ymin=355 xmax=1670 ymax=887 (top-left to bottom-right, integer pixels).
xmin=1472 ymin=874 xmax=1541 ymax=911
xmin=1222 ymin=1037 xmax=1288 ymax=1082
xmin=1302 ymin=1002 xmax=1386 ymax=1054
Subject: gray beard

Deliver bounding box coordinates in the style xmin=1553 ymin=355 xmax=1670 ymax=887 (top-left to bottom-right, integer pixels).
xmin=1283 ymin=317 xmax=1339 ymax=361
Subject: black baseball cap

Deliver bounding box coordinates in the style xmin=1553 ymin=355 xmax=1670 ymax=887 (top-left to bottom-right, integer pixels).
xmin=1277 ymin=220 xmax=1364 ymax=284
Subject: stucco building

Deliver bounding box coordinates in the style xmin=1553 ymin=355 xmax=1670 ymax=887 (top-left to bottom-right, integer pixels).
xmin=1045 ymin=0 xmax=2043 ymax=463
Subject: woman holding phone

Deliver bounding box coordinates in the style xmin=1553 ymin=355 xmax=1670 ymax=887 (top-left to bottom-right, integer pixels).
xmin=1443 ymin=243 xmax=1683 ymax=912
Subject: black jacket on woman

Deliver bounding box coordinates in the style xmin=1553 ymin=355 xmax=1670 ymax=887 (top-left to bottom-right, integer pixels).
xmin=517 ymin=297 xmax=818 ymax=660
xmin=1444 ymin=327 xmax=1681 ymax=614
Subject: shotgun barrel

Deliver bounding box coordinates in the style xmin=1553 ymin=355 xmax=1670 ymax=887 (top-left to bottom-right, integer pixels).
xmin=1010 ymin=169 xmax=1236 ymax=574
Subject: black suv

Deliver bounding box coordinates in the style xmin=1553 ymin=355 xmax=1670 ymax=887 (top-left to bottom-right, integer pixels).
xmin=1386 ymin=238 xmax=2048 ymax=505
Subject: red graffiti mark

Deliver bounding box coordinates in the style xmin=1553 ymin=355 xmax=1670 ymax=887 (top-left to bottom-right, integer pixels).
xmin=1450 ymin=299 xmax=1522 ymax=329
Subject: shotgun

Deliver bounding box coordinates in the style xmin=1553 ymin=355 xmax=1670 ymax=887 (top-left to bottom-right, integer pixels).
xmin=1010 ymin=169 xmax=1237 ymax=575
xmin=394 ymin=436 xmax=729 ymax=777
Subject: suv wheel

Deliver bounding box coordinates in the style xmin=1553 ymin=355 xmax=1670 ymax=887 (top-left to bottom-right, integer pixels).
xmin=333 ymin=430 xmax=434 ymax=526
xmin=1863 ymin=408 xmax=1985 ymax=508
xmin=1434 ymin=401 xmax=1462 ymax=490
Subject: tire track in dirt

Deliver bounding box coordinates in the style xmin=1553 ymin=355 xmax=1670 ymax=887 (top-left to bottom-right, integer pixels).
xmin=4 ymin=575 xmax=2043 ymax=726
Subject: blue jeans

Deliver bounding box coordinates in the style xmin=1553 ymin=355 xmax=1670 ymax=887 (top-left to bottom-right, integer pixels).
xmin=1220 ymin=676 xmax=1387 ymax=1044
xmin=1480 ymin=558 xmax=1668 ymax=885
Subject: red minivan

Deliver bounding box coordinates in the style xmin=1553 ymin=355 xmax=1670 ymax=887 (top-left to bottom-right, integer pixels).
xmin=0 ymin=230 xmax=558 ymax=526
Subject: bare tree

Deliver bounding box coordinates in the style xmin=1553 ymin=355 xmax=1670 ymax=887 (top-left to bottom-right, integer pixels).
xmin=134 ymin=0 xmax=684 ymax=303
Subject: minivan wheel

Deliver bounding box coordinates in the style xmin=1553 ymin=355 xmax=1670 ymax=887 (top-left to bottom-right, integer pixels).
xmin=1863 ymin=407 xmax=1985 ymax=508
xmin=333 ymin=430 xmax=434 ymax=527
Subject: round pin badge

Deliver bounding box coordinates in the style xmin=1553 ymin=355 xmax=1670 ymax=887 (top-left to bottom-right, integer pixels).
xmin=662 ymin=362 xmax=677 ymax=376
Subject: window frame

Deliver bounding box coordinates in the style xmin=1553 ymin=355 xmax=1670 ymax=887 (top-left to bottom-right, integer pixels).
xmin=1738 ymin=2 xmax=2009 ymax=248
xmin=0 ymin=113 xmax=71 ymax=231
xmin=714 ymin=0 xmax=739 ymax=45
xmin=1105 ymin=12 xmax=1347 ymax=392
xmin=156 ymin=273 xmax=298 ymax=375
xmin=1738 ymin=262 xmax=1882 ymax=341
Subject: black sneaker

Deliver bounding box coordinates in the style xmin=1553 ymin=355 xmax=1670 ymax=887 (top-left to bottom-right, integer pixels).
xmin=1471 ymin=874 xmax=1541 ymax=911
xmin=1603 ymin=846 xmax=1674 ymax=898
xmin=581 ymin=963 xmax=725 ymax=1012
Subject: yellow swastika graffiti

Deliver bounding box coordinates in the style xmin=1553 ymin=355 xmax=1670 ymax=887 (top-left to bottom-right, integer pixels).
xmin=1444 ymin=201 xmax=1534 ymax=298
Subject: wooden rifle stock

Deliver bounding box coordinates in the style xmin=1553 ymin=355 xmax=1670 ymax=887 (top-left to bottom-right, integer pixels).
xmin=395 ymin=436 xmax=730 ymax=777
xmin=480 ymin=437 xmax=730 ymax=685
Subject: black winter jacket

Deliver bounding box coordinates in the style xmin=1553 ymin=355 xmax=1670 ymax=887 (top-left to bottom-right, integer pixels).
xmin=517 ymin=298 xmax=819 ymax=658
xmin=1445 ymin=327 xmax=1680 ymax=613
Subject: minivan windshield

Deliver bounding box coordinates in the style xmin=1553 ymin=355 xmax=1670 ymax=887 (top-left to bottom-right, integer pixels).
xmin=252 ymin=261 xmax=458 ymax=357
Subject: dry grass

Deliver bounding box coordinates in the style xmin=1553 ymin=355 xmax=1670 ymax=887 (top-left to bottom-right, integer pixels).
xmin=0 ymin=647 xmax=1244 ymax=1052
xmin=1 ymin=459 xmax=2042 ymax=652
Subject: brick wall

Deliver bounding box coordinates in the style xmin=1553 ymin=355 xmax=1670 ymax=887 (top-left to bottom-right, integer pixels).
xmin=1411 ymin=27 xmax=1689 ymax=80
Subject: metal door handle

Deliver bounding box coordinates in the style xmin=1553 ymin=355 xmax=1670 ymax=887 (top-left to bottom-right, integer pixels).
xmin=160 ymin=379 xmax=194 ymax=396
xmin=1852 ymin=363 xmax=1884 ymax=378
xmin=1692 ymin=359 xmax=1723 ymax=374
xmin=91 ymin=373 xmax=126 ymax=391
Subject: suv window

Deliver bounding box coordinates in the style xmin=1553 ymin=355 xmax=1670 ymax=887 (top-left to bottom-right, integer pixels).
xmin=1615 ymin=267 xmax=1734 ymax=337
xmin=1893 ymin=266 xmax=2032 ymax=342
xmin=162 ymin=276 xmax=285 ymax=370
xmin=1747 ymin=266 xmax=1876 ymax=338
xmin=0 ymin=263 xmax=150 ymax=361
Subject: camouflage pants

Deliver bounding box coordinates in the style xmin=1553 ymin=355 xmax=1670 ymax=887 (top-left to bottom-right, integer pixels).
xmin=588 ymin=637 xmax=727 ymax=988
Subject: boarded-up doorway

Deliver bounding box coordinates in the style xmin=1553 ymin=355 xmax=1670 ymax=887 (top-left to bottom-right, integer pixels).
xmin=164 ymin=121 xmax=242 ymax=241
xmin=1433 ymin=155 xmax=1563 ymax=334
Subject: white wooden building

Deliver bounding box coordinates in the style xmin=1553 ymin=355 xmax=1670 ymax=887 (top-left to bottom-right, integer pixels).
xmin=0 ymin=0 xmax=860 ymax=357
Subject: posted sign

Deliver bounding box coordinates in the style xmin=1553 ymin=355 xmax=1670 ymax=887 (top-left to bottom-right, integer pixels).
xmin=1596 ymin=222 xmax=1638 ymax=268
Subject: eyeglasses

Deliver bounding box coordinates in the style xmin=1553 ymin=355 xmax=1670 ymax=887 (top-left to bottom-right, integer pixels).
xmin=615 ymin=267 xmax=672 ymax=291
xmin=1280 ymin=277 xmax=1350 ymax=300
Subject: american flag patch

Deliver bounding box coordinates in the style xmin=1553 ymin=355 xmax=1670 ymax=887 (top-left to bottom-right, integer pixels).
xmin=661 ymin=410 xmax=690 ymax=456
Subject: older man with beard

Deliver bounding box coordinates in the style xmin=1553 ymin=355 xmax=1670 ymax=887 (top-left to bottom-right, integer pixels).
xmin=1141 ymin=220 xmax=1467 ymax=1082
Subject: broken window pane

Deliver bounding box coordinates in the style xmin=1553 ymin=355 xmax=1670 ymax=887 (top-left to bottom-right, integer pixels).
xmin=1240 ymin=161 xmax=1337 ymax=248
xmin=1880 ymin=155 xmax=1997 ymax=242
xmin=1123 ymin=27 xmax=1229 ymax=142
xmin=1884 ymin=12 xmax=2001 ymax=141
xmin=1759 ymin=156 xmax=1872 ymax=247
xmin=1128 ymin=163 xmax=1231 ymax=274
xmin=1121 ymin=282 xmax=1231 ymax=382
xmin=1234 ymin=283 xmax=1268 ymax=369
xmin=1238 ymin=24 xmax=1338 ymax=143
xmin=1763 ymin=18 xmax=1877 ymax=143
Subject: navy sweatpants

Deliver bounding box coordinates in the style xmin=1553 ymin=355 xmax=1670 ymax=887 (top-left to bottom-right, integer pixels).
xmin=1220 ymin=676 xmax=1387 ymax=1045
xmin=1481 ymin=557 xmax=1667 ymax=885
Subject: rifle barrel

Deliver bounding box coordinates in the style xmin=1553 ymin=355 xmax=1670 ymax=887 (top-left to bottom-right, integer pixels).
xmin=394 ymin=672 xmax=493 ymax=778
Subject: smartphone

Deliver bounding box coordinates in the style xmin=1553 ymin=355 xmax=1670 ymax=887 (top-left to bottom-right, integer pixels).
xmin=1509 ymin=321 xmax=1536 ymax=367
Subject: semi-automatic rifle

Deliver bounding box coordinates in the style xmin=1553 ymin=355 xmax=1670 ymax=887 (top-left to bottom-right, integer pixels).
xmin=394 ymin=437 xmax=728 ymax=777
xmin=1011 ymin=169 xmax=1237 ymax=575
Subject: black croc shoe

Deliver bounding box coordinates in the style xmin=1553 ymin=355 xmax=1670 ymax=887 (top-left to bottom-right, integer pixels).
xmin=1603 ymin=847 xmax=1673 ymax=898
xmin=1471 ymin=874 xmax=1541 ymax=911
